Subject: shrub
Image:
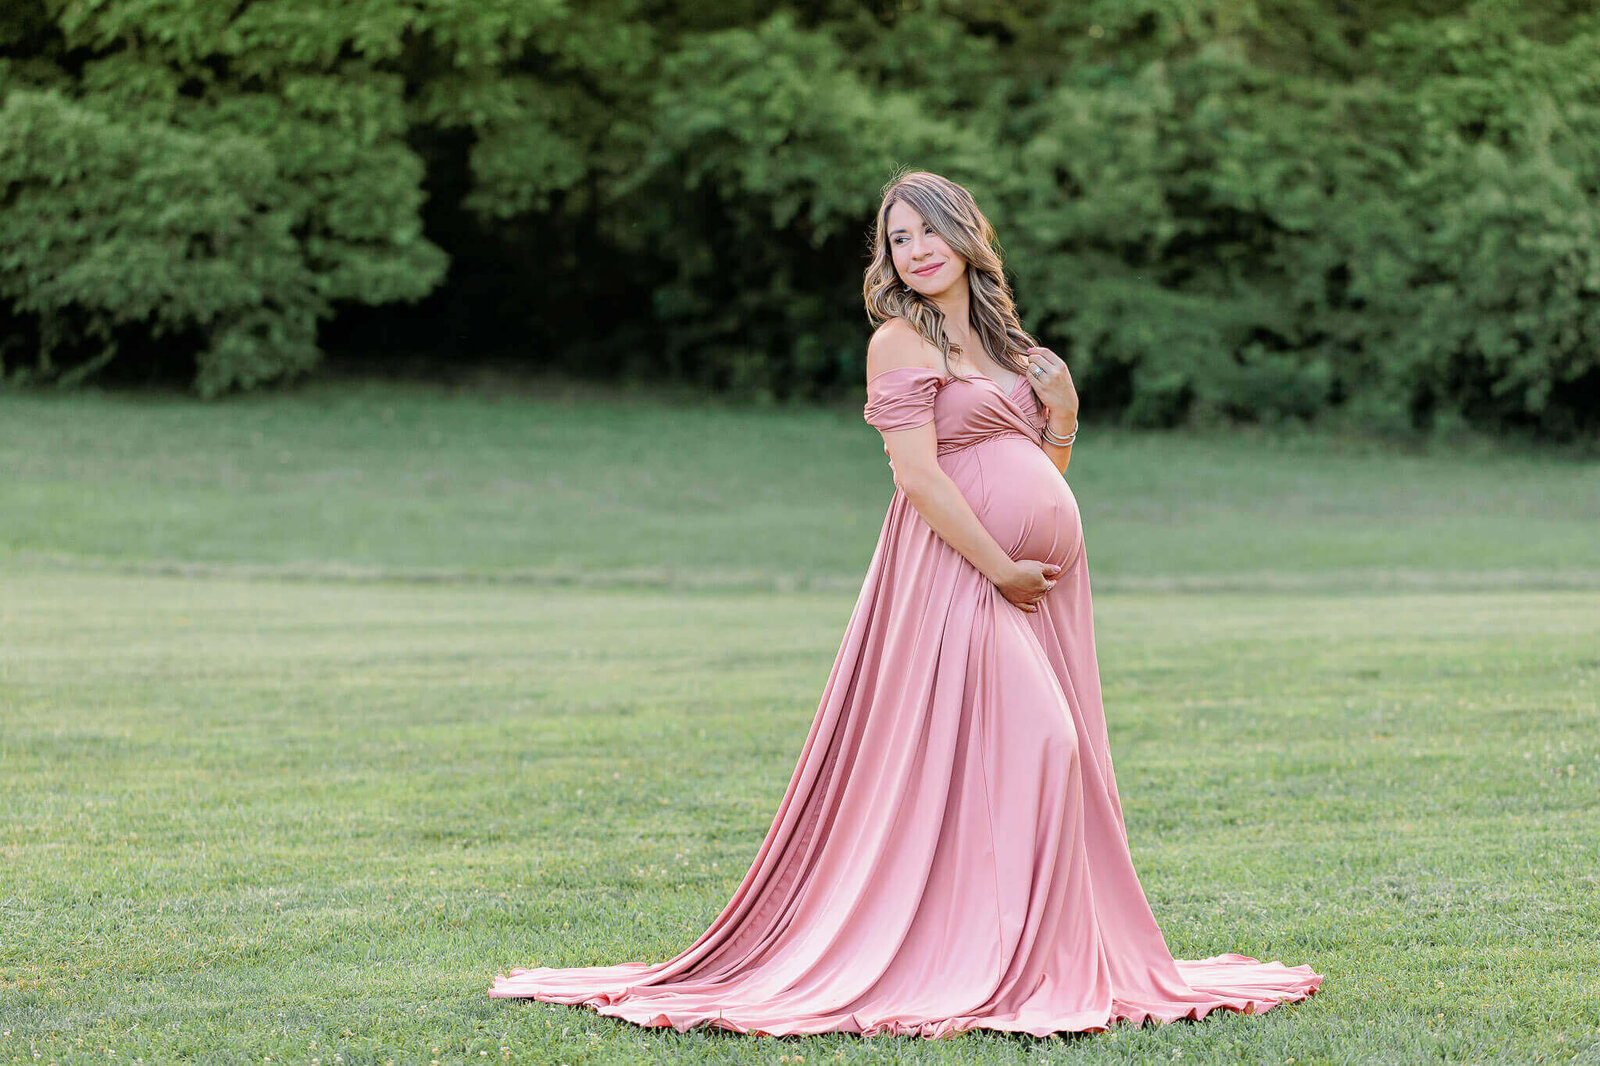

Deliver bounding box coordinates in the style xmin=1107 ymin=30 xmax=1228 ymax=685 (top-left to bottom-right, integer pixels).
xmin=0 ymin=90 xmax=323 ymax=394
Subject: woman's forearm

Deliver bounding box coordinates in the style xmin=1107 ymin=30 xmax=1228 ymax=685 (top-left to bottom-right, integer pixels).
xmin=896 ymin=468 xmax=1018 ymax=585
xmin=1039 ymin=407 xmax=1077 ymax=474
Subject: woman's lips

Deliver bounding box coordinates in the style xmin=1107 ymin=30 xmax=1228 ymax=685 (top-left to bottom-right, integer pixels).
xmin=911 ymin=262 xmax=943 ymax=277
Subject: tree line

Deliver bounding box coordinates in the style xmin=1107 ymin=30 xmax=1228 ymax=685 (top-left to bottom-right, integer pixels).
xmin=2 ymin=0 xmax=1597 ymax=437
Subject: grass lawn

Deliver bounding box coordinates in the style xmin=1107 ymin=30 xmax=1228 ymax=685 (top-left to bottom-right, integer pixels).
xmin=3 ymin=377 xmax=1598 ymax=590
xmin=2 ymin=380 xmax=1598 ymax=1063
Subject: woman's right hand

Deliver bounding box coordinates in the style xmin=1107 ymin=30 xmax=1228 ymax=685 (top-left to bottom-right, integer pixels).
xmin=995 ymin=559 xmax=1062 ymax=613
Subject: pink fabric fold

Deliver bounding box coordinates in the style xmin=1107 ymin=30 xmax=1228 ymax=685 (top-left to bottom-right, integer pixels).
xmin=863 ymin=365 xmax=946 ymax=431
xmin=489 ymin=362 xmax=1323 ymax=1037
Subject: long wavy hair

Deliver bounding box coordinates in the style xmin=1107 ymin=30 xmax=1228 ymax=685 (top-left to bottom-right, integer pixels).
xmin=862 ymin=168 xmax=1037 ymax=381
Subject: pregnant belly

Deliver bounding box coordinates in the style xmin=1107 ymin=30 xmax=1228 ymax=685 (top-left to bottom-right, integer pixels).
xmin=943 ymin=435 xmax=1082 ymax=570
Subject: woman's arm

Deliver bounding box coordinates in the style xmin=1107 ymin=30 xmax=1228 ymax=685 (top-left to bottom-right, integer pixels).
xmin=879 ymin=420 xmax=1020 ymax=586
xmin=1039 ymin=407 xmax=1076 ymax=475
xmin=1023 ymin=346 xmax=1079 ymax=476
xmin=867 ymin=324 xmax=1057 ymax=612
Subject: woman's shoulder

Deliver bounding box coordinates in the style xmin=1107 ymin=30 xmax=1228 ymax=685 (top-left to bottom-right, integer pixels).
xmin=866 ymin=318 xmax=944 ymax=382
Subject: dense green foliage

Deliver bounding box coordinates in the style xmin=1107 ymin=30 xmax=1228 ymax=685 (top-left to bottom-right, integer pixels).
xmin=0 ymin=90 xmax=324 ymax=394
xmin=2 ymin=1 xmax=1599 ymax=434
xmin=0 ymin=0 xmax=448 ymax=393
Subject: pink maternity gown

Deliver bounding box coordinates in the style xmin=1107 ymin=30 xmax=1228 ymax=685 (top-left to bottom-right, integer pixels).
xmin=488 ymin=364 xmax=1323 ymax=1037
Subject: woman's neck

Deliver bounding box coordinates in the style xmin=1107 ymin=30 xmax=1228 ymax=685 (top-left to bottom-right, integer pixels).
xmin=930 ymin=277 xmax=971 ymax=343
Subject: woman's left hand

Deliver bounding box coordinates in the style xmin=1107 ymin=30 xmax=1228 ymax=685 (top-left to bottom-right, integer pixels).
xmin=1022 ymin=346 xmax=1078 ymax=419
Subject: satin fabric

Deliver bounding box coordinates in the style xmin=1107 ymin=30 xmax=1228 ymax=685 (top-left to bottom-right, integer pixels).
xmin=488 ymin=365 xmax=1323 ymax=1037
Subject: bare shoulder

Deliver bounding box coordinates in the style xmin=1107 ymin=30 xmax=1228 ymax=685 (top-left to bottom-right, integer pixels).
xmin=866 ymin=318 xmax=941 ymax=381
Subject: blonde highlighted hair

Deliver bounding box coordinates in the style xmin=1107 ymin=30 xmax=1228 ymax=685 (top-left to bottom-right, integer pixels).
xmin=862 ymin=167 xmax=1037 ymax=380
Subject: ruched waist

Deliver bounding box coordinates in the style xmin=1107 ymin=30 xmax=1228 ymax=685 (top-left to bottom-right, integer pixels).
xmin=937 ymin=429 xmax=1038 ymax=456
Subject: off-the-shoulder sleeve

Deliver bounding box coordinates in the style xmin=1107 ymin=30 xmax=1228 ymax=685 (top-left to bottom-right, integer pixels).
xmin=862 ymin=366 xmax=945 ymax=432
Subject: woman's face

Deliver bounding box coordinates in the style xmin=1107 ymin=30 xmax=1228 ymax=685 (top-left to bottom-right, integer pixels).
xmin=886 ymin=200 xmax=967 ymax=297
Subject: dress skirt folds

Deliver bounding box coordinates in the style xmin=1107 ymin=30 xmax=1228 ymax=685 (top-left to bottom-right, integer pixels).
xmin=487 ymin=365 xmax=1323 ymax=1038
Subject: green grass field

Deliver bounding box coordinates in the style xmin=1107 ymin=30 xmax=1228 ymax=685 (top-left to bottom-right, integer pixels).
xmin=4 ymin=376 xmax=1599 ymax=589
xmin=2 ymin=379 xmax=1598 ymax=1064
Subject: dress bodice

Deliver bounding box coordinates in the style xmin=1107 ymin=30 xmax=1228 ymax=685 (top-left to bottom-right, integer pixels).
xmin=862 ymin=365 xmax=1048 ymax=454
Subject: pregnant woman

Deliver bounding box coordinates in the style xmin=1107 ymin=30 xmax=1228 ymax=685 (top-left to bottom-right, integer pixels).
xmin=489 ymin=169 xmax=1323 ymax=1037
